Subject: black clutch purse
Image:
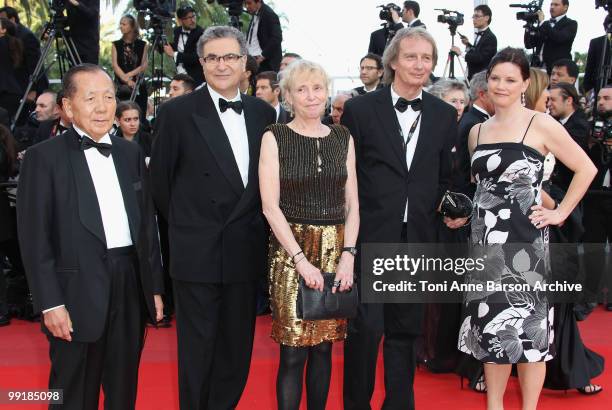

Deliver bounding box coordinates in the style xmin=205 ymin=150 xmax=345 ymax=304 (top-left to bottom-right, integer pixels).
xmin=440 ymin=190 xmax=473 ymax=219
xmin=296 ymin=272 xmax=358 ymax=320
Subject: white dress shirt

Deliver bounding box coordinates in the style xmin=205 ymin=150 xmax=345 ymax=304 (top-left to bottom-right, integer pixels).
xmin=208 ymin=85 xmax=250 ymax=187
xmin=43 ymin=126 xmax=133 ymax=314
xmin=472 ymin=104 xmax=490 ymax=119
xmin=174 ymin=29 xmax=190 ymax=74
xmin=390 ymin=84 xmax=423 ymax=222
xmin=273 ymin=102 xmax=281 ymax=121
xmin=247 ymin=13 xmax=263 ymax=56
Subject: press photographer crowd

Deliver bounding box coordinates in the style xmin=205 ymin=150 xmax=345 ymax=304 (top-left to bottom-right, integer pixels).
xmin=0 ymin=0 xmax=611 ymax=409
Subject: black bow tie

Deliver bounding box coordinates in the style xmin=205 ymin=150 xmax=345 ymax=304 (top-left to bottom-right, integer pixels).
xmin=182 ymin=30 xmax=191 ymax=35
xmin=80 ymin=136 xmax=112 ymax=157
xmin=219 ymin=98 xmax=243 ymax=114
xmin=395 ymin=97 xmax=422 ymax=113
xmin=56 ymin=123 xmax=68 ymax=134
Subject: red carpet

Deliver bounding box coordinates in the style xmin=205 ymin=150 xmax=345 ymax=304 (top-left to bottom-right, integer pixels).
xmin=0 ymin=309 xmax=610 ymax=409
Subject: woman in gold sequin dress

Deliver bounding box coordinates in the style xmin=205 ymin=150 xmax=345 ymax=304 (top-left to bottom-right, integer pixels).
xmin=259 ymin=60 xmax=359 ymax=410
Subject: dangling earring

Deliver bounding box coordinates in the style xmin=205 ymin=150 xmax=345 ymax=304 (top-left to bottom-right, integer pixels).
xmin=521 ymin=92 xmax=526 ymax=107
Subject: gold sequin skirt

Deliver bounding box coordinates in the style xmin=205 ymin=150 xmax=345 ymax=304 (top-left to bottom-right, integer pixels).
xmin=268 ymin=222 xmax=348 ymax=347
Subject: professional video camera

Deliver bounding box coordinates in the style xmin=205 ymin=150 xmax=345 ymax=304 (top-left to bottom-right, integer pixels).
xmin=596 ymin=0 xmax=612 ymax=10
xmin=378 ymin=3 xmax=401 ymax=25
xmin=49 ymin=0 xmax=66 ymax=14
xmin=510 ymin=0 xmax=544 ymax=28
xmin=436 ymin=9 xmax=464 ymax=32
xmin=207 ymin=0 xmax=244 ymax=29
xmin=134 ymin=0 xmax=175 ymax=18
xmin=592 ymin=113 xmax=612 ymax=155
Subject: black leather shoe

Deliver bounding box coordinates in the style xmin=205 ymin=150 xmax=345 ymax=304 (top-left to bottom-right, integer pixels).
xmin=0 ymin=314 xmax=10 ymax=327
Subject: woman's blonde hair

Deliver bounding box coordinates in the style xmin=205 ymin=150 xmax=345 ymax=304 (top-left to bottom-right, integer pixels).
xmin=524 ymin=67 xmax=549 ymax=110
xmin=279 ymin=59 xmax=330 ymax=114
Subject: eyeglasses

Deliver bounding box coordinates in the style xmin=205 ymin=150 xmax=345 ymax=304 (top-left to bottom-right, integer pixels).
xmin=360 ymin=66 xmax=379 ymax=71
xmin=181 ymin=14 xmax=196 ymax=21
xmin=201 ymin=53 xmax=244 ymax=65
xmin=472 ymin=14 xmax=485 ymax=19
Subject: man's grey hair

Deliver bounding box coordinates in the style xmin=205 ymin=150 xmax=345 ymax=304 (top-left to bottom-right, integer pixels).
xmin=428 ymin=79 xmax=468 ymax=103
xmin=332 ymin=91 xmax=355 ymax=104
xmin=469 ymin=71 xmax=488 ymax=101
xmin=196 ymin=25 xmax=248 ymax=58
xmin=382 ymin=27 xmax=438 ymax=85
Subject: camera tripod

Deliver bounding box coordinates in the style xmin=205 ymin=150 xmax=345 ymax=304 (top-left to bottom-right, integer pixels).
xmin=10 ymin=11 xmax=81 ymax=131
xmin=442 ymin=25 xmax=468 ymax=83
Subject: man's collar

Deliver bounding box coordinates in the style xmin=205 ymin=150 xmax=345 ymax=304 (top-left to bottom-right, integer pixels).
xmin=390 ymin=84 xmax=423 ymax=103
xmin=73 ymin=124 xmax=112 ymax=144
xmin=559 ymin=111 xmax=575 ymax=125
xmin=551 ymin=14 xmax=567 ymax=23
xmin=472 ymin=103 xmax=490 ymax=118
xmin=207 ymin=84 xmax=241 ymax=102
xmin=475 ymin=26 xmax=489 ymax=34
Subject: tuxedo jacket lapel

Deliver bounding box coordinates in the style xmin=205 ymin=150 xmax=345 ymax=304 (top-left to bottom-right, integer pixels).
xmin=111 ymin=145 xmax=140 ymax=244
xmin=192 ymin=87 xmax=245 ymax=196
xmin=65 ymin=129 xmax=107 ymax=246
xmin=375 ymin=87 xmax=408 ymax=174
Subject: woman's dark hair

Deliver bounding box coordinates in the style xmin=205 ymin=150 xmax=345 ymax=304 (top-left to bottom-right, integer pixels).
xmin=116 ymin=100 xmax=141 ymax=119
xmin=0 ymin=124 xmax=17 ymax=177
xmin=486 ymin=47 xmax=530 ymax=81
xmin=0 ymin=17 xmax=23 ymax=67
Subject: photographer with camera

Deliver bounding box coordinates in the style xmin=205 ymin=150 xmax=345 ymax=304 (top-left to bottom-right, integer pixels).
xmin=66 ymin=0 xmax=100 ymax=64
xmin=583 ymin=86 xmax=612 ymax=312
xmin=368 ymin=3 xmax=404 ymax=57
xmin=450 ymin=5 xmax=497 ymax=81
xmin=523 ymin=0 xmax=577 ymax=74
xmin=584 ymin=14 xmax=612 ymax=94
xmin=163 ymin=5 xmax=205 ymax=86
xmin=244 ymin=0 xmax=283 ymax=73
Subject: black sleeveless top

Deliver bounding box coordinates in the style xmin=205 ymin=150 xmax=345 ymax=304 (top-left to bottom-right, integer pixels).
xmin=267 ymin=123 xmax=350 ymax=225
xmin=113 ymin=39 xmax=146 ymax=84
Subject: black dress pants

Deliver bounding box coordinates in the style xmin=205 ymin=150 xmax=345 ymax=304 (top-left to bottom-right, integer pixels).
xmin=48 ymin=246 xmax=146 ymax=410
xmin=174 ymin=279 xmax=257 ymax=410
xmin=343 ymin=223 xmax=423 ymax=410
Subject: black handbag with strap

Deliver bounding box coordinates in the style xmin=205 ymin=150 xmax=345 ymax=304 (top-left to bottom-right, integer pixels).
xmin=296 ymin=272 xmax=358 ymax=320
xmin=440 ymin=190 xmax=474 ymax=219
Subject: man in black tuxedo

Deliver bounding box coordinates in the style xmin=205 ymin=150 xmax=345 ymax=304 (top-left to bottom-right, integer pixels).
xmin=583 ymin=16 xmax=612 ymax=94
xmin=354 ymin=53 xmax=384 ymax=95
xmin=547 ymin=82 xmax=589 ymax=192
xmin=245 ymin=0 xmax=283 ymax=72
xmin=401 ymin=1 xmax=426 ymax=29
xmin=255 ymin=71 xmax=288 ymax=123
xmin=34 ymin=91 xmax=73 ymax=145
xmin=583 ymin=86 xmax=612 ymax=311
xmin=164 ymin=6 xmax=205 ymax=86
xmin=151 ymin=26 xmax=276 ymax=409
xmin=455 ymin=71 xmax=494 ymax=197
xmin=66 ymin=0 xmax=100 ymax=64
xmin=342 ymin=27 xmax=465 ymax=410
xmin=17 ymin=64 xmax=163 ymax=410
xmin=524 ymin=0 xmax=577 ymax=74
xmin=452 ymin=5 xmax=497 ymax=81
xmin=550 ymin=58 xmax=578 ymax=86
xmin=368 ymin=3 xmax=404 ymax=57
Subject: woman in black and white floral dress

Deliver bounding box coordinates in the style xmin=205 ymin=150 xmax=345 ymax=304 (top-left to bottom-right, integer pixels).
xmin=458 ymin=48 xmax=597 ymax=410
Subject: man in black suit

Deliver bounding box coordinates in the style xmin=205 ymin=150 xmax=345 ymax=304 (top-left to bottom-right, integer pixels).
xmin=342 ymin=27 xmax=465 ymax=410
xmin=583 ymin=15 xmax=612 ymax=94
xmin=245 ymin=0 xmax=283 ymax=72
xmin=455 ymin=71 xmax=494 ymax=197
xmin=524 ymin=0 xmax=577 ymax=74
xmin=151 ymin=26 xmax=276 ymax=409
xmin=452 ymin=5 xmax=497 ymax=81
xmin=33 ymin=90 xmax=72 ymax=145
xmin=583 ymin=86 xmax=612 ymax=311
xmin=164 ymin=5 xmax=205 ymax=86
xmin=547 ymin=82 xmax=589 ymax=192
xmin=354 ymin=53 xmax=384 ymax=95
xmin=401 ymin=1 xmax=426 ymax=29
xmin=66 ymin=0 xmax=100 ymax=64
xmin=255 ymin=70 xmax=288 ymax=123
xmin=17 ymin=64 xmax=163 ymax=410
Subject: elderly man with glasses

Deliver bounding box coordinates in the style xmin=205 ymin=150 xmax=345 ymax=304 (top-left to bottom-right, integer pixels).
xmin=151 ymin=25 xmax=276 ymax=410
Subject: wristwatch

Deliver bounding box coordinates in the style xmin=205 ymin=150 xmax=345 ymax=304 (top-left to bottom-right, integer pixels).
xmin=342 ymin=246 xmax=358 ymax=257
